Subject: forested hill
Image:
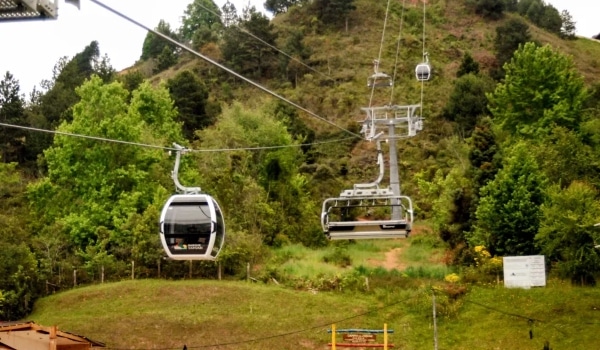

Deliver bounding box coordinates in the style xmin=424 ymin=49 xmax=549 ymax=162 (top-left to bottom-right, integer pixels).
xmin=1 ymin=0 xmax=600 ymax=322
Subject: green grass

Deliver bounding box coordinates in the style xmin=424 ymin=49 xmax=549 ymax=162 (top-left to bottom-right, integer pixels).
xmin=27 ymin=278 xmax=600 ymax=350
xmin=25 ymin=231 xmax=600 ymax=350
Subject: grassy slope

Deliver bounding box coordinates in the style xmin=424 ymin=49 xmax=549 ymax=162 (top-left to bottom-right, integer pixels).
xmin=29 ymin=278 xmax=600 ymax=349
xmin=28 ymin=233 xmax=600 ymax=349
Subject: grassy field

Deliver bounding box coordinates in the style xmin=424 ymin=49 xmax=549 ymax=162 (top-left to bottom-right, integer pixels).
xmin=26 ymin=232 xmax=600 ymax=350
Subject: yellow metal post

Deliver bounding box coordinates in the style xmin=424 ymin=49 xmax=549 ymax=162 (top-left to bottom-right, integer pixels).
xmin=384 ymin=323 xmax=388 ymax=350
xmin=332 ymin=324 xmax=336 ymax=350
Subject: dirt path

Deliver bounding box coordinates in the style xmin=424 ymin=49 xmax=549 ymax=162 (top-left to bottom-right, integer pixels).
xmin=366 ymin=245 xmax=408 ymax=271
xmin=366 ymin=225 xmax=428 ymax=271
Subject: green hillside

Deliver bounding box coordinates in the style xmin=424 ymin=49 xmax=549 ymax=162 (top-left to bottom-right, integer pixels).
xmin=4 ymin=0 xmax=600 ymax=343
xmin=29 ymin=278 xmax=600 ymax=349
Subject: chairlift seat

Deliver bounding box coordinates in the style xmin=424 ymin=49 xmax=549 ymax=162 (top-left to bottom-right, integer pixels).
xmin=368 ymin=72 xmax=393 ymax=88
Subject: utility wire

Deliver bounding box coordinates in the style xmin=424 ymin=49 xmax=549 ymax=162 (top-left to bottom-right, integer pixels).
xmin=0 ymin=122 xmax=354 ymax=152
xmin=464 ymin=299 xmax=568 ymax=336
xmin=89 ymin=0 xmax=361 ymax=139
xmin=389 ymin=0 xmax=407 ymax=106
xmin=192 ymin=0 xmax=335 ymax=82
xmin=419 ymin=0 xmax=427 ymax=111
xmin=368 ymin=0 xmax=392 ymax=108
xmin=0 ymin=122 xmax=177 ymax=151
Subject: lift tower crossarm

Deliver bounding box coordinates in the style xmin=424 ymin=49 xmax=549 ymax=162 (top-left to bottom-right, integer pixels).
xmin=0 ymin=0 xmax=57 ymax=20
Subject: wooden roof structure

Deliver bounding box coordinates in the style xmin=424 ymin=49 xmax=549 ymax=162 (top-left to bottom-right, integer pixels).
xmin=0 ymin=321 xmax=105 ymax=350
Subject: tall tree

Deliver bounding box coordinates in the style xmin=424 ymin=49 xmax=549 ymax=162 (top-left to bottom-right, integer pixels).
xmin=166 ymin=70 xmax=216 ymax=139
xmin=471 ymin=0 xmax=505 ymax=20
xmin=265 ymin=0 xmax=304 ymax=15
xmin=0 ymin=72 xmax=26 ymax=163
xmin=221 ymin=0 xmax=237 ymax=27
xmin=493 ymin=17 xmax=531 ymax=77
xmin=141 ymin=20 xmax=179 ymax=61
xmin=28 ymin=76 xmax=183 ymax=276
xmin=536 ymin=182 xmax=600 ymax=285
xmin=442 ymin=73 xmax=495 ymax=137
xmin=179 ymin=0 xmax=223 ymax=48
xmin=312 ymin=0 xmax=356 ymax=30
xmin=0 ymin=162 xmax=38 ymax=321
xmin=192 ymin=102 xmax=323 ymax=247
xmin=559 ymin=9 xmax=577 ymax=39
xmin=472 ymin=141 xmax=546 ymax=256
xmin=456 ymin=52 xmax=480 ymax=77
xmin=488 ymin=42 xmax=587 ymax=138
xmin=221 ymin=6 xmax=278 ymax=78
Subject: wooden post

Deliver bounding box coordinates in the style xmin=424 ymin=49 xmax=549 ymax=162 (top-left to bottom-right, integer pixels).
xmin=218 ymin=261 xmax=222 ymax=280
xmin=49 ymin=325 xmax=57 ymax=350
xmin=101 ymin=265 xmax=104 ymax=284
xmin=131 ymin=260 xmax=135 ymax=280
xmin=246 ymin=262 xmax=250 ymax=282
xmin=384 ymin=323 xmax=388 ymax=350
xmin=331 ymin=324 xmax=336 ymax=350
xmin=432 ymin=290 xmax=438 ymax=350
xmin=73 ymin=269 xmax=77 ymax=287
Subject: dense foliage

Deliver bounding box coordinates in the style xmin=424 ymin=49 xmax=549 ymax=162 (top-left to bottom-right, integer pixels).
xmin=1 ymin=0 xmax=600 ymax=321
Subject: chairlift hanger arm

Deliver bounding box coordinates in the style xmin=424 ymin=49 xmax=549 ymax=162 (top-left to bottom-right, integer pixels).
xmin=171 ymin=143 xmax=201 ymax=194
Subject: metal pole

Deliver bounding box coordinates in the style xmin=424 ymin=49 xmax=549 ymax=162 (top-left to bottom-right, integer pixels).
xmin=388 ymin=124 xmax=401 ymax=220
xmin=432 ymin=290 xmax=438 ymax=350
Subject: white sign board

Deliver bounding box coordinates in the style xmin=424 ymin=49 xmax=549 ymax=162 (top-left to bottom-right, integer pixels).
xmin=503 ymin=255 xmax=546 ymax=289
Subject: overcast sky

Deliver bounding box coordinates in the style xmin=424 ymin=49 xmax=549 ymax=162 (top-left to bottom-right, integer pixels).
xmin=0 ymin=0 xmax=597 ymax=97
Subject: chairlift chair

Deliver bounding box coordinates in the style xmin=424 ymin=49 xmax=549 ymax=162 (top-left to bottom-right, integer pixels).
xmin=367 ymin=59 xmax=393 ymax=88
xmin=322 ymin=194 xmax=413 ymax=240
xmin=320 ymin=138 xmax=413 ymax=240
xmin=159 ymin=144 xmax=225 ymax=260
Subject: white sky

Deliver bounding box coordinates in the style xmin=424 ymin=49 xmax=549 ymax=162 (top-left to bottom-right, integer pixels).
xmin=0 ymin=0 xmax=265 ymax=96
xmin=0 ymin=0 xmax=597 ymax=97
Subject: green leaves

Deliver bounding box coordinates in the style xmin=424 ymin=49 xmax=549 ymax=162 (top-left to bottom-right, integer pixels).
xmin=472 ymin=142 xmax=546 ymax=256
xmin=488 ymin=43 xmax=586 ymax=138
xmin=28 ymin=76 xmax=183 ymax=257
xmin=536 ymin=182 xmax=600 ymax=284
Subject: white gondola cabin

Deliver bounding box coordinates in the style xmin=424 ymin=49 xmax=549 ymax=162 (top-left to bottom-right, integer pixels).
xmin=415 ymin=63 xmax=431 ymax=81
xmin=160 ymin=143 xmax=226 ymax=260
xmin=160 ymin=194 xmax=225 ymax=260
xmin=415 ymin=52 xmax=431 ymax=81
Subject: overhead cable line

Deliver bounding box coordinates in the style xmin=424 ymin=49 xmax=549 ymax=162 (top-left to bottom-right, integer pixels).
xmin=0 ymin=122 xmax=354 ymax=152
xmin=389 ymin=0 xmax=407 ymax=105
xmin=89 ymin=0 xmax=361 ymax=139
xmin=419 ymin=0 xmax=427 ymax=109
xmin=368 ymin=0 xmax=392 ymax=108
xmin=192 ymin=0 xmax=335 ymax=82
